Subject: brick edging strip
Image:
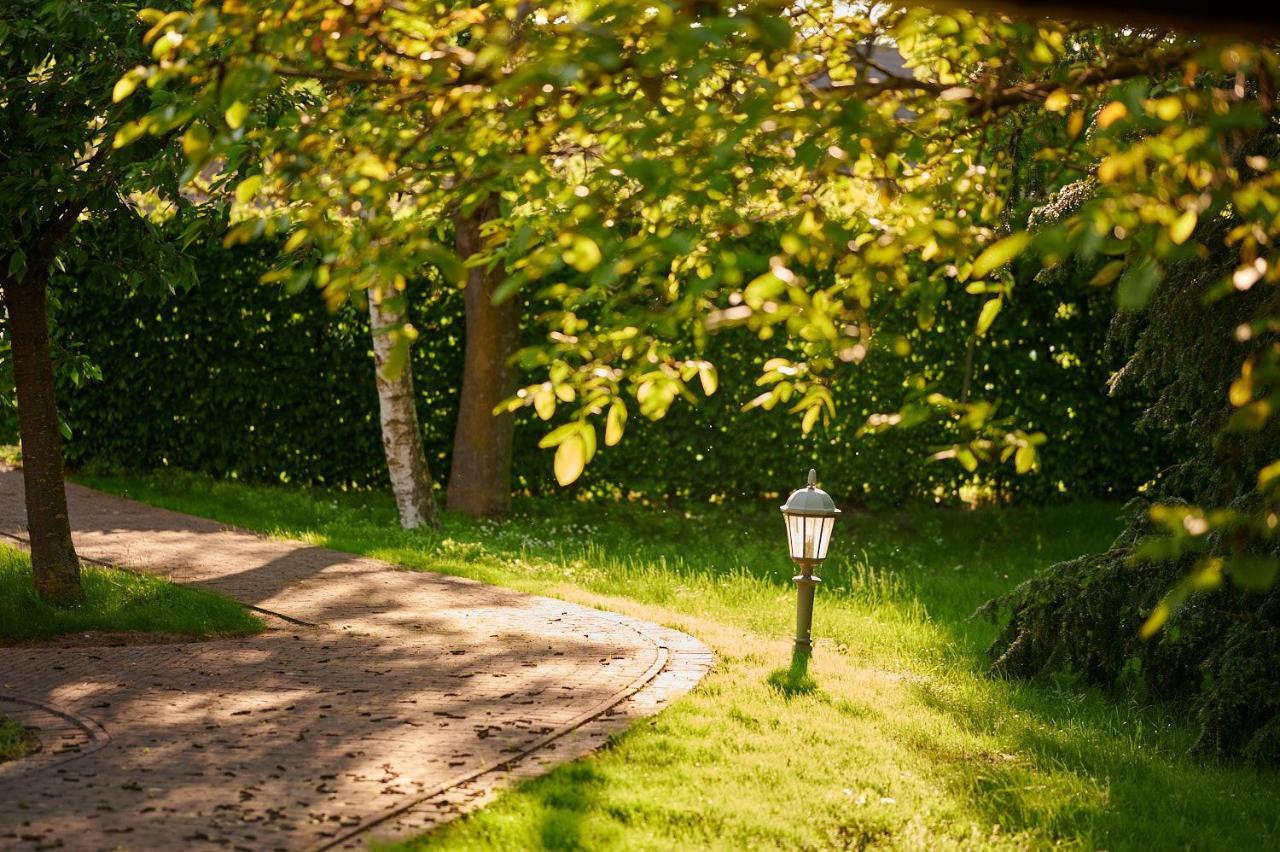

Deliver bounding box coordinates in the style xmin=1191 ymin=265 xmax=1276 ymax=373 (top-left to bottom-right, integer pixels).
xmin=0 ymin=693 xmax=112 ymax=780
xmin=324 ymin=607 xmax=713 ymax=849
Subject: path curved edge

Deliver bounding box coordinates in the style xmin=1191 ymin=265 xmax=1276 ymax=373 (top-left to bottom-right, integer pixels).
xmin=0 ymin=469 xmax=714 ymax=850
xmin=0 ymin=694 xmax=112 ymax=780
xmin=331 ymin=615 xmax=712 ymax=849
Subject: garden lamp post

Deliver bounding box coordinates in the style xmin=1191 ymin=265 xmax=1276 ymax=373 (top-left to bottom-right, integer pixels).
xmin=781 ymin=469 xmax=839 ymax=656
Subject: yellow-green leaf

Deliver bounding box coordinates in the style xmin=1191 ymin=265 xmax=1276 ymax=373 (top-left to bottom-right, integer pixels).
xmin=378 ymin=334 xmax=410 ymax=381
xmin=801 ymin=405 xmax=820 ymax=435
xmin=112 ymin=118 xmax=148 ymax=149
xmin=1067 ymin=111 xmax=1084 ymax=138
xmin=113 ymin=73 xmax=140 ymax=103
xmin=225 ymin=101 xmax=250 ymax=130
xmin=1044 ymin=89 xmax=1071 ymax=113
xmin=537 ymin=422 xmax=580 ymax=449
xmin=1259 ymin=459 xmax=1280 ymax=489
xmin=554 ymin=434 xmax=586 ymax=485
xmin=235 ymin=174 xmax=263 ymax=204
xmin=698 ymin=363 xmax=718 ymax=396
xmin=283 ymin=228 xmax=309 ymax=253
xmin=1090 ymin=260 xmax=1124 ymax=286
xmin=975 ymin=298 xmax=1002 ymax=336
xmin=1139 ymin=601 xmax=1169 ymax=639
xmin=1014 ymin=444 xmax=1037 ymax=474
xmin=1098 ymin=101 xmax=1128 ymax=129
xmin=971 ymin=233 xmax=1029 ymax=279
xmin=605 ymin=399 xmax=627 ymax=446
xmin=182 ymin=123 xmax=211 ymax=159
xmin=1169 ymin=209 xmax=1197 ymax=245
xmin=563 ymin=235 xmax=601 ymax=272
xmin=533 ymin=387 xmax=556 ymax=420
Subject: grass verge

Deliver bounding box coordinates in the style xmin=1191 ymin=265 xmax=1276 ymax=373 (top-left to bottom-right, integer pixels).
xmin=0 ymin=544 xmax=262 ymax=642
xmin=0 ymin=713 xmax=36 ymax=763
xmin=79 ymin=471 xmax=1280 ymax=851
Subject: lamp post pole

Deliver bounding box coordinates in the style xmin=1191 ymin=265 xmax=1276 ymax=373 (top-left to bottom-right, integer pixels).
xmin=780 ymin=469 xmax=839 ymax=659
xmin=793 ymin=564 xmax=819 ymax=656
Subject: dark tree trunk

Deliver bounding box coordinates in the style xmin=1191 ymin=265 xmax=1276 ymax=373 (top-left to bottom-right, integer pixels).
xmin=446 ymin=197 xmax=520 ymax=518
xmin=2 ymin=271 xmax=82 ymax=604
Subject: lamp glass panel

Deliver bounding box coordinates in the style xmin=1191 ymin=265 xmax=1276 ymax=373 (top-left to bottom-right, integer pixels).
xmin=814 ymin=515 xmax=835 ymax=560
xmin=785 ymin=513 xmax=806 ymax=559
xmin=804 ymin=515 xmax=820 ymax=559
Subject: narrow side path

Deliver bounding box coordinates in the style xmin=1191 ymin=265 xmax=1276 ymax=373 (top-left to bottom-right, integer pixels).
xmin=0 ymin=470 xmax=712 ymax=850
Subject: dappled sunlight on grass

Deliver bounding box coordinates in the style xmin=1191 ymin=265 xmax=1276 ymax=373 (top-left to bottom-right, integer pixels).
xmin=80 ymin=471 xmax=1280 ymax=849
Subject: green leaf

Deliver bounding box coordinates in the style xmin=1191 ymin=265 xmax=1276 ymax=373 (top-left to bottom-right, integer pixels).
xmin=801 ymin=405 xmax=820 ymax=434
xmin=1139 ymin=601 xmax=1170 ymax=639
xmin=422 ymin=244 xmax=464 ymax=285
xmin=605 ymin=399 xmax=627 ymax=446
xmin=1044 ymin=89 xmax=1071 ymax=112
xmin=182 ymin=123 xmax=211 ymax=160
xmin=1014 ymin=444 xmax=1037 ymax=474
xmin=1117 ymin=258 xmax=1162 ymax=311
xmin=698 ymin=363 xmax=718 ymax=396
xmin=538 ymin=422 xmax=581 ymax=449
xmin=1169 ymin=209 xmax=1197 ymax=245
xmin=225 ymin=101 xmax=250 ymax=130
xmin=235 ymin=174 xmax=263 ymax=204
xmin=378 ymin=333 xmax=410 ymax=381
xmin=1258 ymin=459 xmax=1280 ymax=490
xmin=112 ymin=118 xmax=149 ymax=149
xmin=533 ymin=387 xmax=556 ymax=420
xmin=554 ymin=434 xmax=586 ymax=485
xmin=113 ymin=72 xmax=141 ymax=103
xmin=1226 ymin=556 xmax=1279 ymax=591
xmin=7 ymin=249 xmax=26 ymax=279
xmin=1090 ymin=260 xmax=1124 ymax=286
xmin=563 ymin=235 xmax=601 ymax=272
xmin=283 ymin=228 xmax=309 ymax=253
xmin=971 ymin=233 xmax=1030 ymax=279
xmin=975 ymin=298 xmax=1002 ymax=336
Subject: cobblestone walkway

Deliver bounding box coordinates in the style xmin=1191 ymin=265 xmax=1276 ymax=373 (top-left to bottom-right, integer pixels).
xmin=0 ymin=470 xmax=712 ymax=850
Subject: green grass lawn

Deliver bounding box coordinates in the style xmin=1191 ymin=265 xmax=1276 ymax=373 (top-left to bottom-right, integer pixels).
xmin=0 ymin=544 xmax=262 ymax=641
xmin=79 ymin=470 xmax=1280 ymax=851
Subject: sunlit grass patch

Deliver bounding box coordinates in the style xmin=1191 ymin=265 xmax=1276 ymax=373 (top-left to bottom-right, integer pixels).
xmin=80 ymin=471 xmax=1280 ymax=850
xmin=0 ymin=544 xmax=262 ymax=641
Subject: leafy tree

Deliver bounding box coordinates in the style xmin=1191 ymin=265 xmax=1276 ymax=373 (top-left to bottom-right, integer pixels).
xmin=133 ymin=3 xmax=1277 ymax=754
xmin=0 ymin=0 xmax=202 ymax=603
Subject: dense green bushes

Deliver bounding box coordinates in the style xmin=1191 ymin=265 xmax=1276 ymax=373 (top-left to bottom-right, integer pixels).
xmin=51 ymin=237 xmax=1165 ymax=506
xmin=987 ymin=230 xmax=1280 ymax=764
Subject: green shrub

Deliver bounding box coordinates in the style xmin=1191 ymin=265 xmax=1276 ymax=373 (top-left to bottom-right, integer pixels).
xmin=49 ymin=235 xmax=1164 ymax=506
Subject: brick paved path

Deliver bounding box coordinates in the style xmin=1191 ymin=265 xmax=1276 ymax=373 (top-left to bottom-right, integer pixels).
xmin=0 ymin=470 xmax=712 ymax=850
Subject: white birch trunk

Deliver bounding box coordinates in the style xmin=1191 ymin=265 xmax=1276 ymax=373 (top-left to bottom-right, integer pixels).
xmin=368 ymin=293 xmax=438 ymax=529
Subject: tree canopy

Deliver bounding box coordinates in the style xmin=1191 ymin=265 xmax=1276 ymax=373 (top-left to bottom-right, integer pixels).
xmin=125 ymin=2 xmax=1277 ymax=627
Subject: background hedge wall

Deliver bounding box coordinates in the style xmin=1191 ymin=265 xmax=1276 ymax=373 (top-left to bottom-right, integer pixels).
xmin=48 ymin=238 xmax=1168 ymax=507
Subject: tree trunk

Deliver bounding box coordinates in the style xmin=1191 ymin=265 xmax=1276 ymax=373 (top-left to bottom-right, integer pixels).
xmin=2 ymin=271 xmax=83 ymax=603
xmin=446 ymin=198 xmax=520 ymax=518
xmin=368 ymin=291 xmax=439 ymax=529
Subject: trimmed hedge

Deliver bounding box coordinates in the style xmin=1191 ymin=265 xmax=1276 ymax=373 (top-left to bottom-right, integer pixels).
xmin=50 ymin=238 xmax=1166 ymax=506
